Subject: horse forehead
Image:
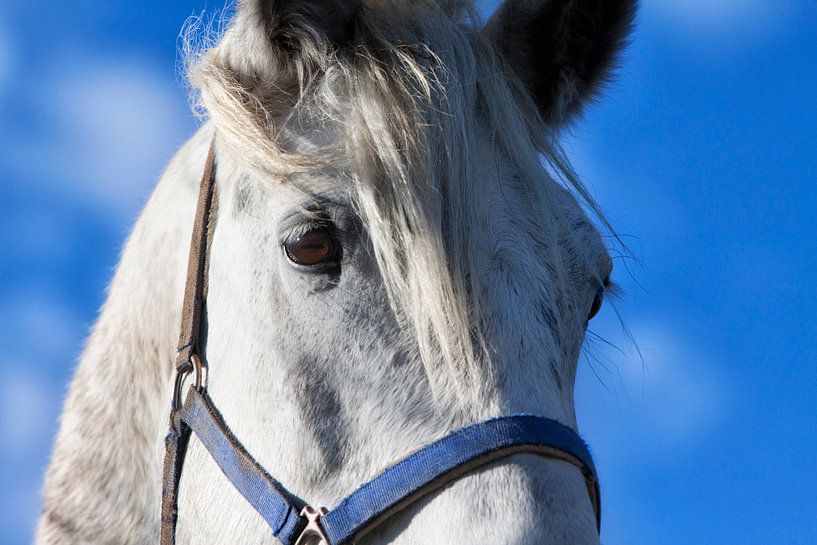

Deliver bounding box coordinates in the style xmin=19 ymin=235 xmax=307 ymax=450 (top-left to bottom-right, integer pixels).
xmin=469 ymin=155 xmax=609 ymax=276
xmin=469 ymin=142 xmax=591 ymax=227
xmin=239 ymin=169 xmax=353 ymax=215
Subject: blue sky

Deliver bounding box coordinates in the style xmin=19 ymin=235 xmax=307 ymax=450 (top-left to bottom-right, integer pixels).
xmin=2 ymin=1 xmax=816 ymax=544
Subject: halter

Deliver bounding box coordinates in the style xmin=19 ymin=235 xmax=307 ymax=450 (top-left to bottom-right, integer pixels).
xmin=160 ymin=136 xmax=601 ymax=545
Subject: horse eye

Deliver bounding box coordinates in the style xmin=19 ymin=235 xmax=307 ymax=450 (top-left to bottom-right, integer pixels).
xmin=284 ymin=227 xmax=339 ymax=267
xmin=588 ymin=293 xmax=603 ymax=321
xmin=588 ymin=275 xmax=612 ymax=321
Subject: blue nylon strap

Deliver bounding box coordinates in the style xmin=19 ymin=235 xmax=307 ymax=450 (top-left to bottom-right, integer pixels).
xmin=320 ymin=415 xmax=600 ymax=545
xmin=180 ymin=387 xmax=599 ymax=545
xmin=179 ymin=388 xmax=305 ymax=545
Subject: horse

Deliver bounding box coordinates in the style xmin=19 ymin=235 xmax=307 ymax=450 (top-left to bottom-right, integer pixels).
xmin=36 ymin=1 xmax=636 ymax=544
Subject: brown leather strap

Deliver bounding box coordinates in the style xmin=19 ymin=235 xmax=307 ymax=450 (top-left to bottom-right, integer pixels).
xmin=161 ymin=136 xmax=218 ymax=545
xmin=175 ymin=137 xmax=218 ymax=373
xmin=160 ymin=411 xmax=192 ymax=545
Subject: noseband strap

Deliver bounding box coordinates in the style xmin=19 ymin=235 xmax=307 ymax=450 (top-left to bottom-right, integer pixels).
xmin=160 ymin=135 xmax=601 ymax=545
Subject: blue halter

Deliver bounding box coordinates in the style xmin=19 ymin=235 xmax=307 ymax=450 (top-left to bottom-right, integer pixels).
xmin=166 ymin=385 xmax=600 ymax=545
xmin=159 ymin=139 xmax=601 ymax=545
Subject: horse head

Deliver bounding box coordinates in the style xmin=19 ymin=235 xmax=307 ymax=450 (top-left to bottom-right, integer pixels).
xmin=37 ymin=2 xmax=636 ymax=544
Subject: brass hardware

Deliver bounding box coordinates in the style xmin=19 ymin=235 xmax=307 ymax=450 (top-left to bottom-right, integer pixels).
xmin=294 ymin=505 xmax=330 ymax=545
xmin=172 ymin=353 xmax=208 ymax=410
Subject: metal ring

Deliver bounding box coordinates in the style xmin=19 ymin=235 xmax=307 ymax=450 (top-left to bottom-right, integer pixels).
xmin=173 ymin=353 xmax=208 ymax=411
xmin=191 ymin=354 xmax=206 ymax=392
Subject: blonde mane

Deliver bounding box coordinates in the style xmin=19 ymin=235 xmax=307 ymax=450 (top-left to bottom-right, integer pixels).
xmin=182 ymin=0 xmax=609 ymax=391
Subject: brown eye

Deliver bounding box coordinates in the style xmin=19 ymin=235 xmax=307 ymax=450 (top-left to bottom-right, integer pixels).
xmin=588 ymin=293 xmax=603 ymax=320
xmin=284 ymin=227 xmax=339 ymax=267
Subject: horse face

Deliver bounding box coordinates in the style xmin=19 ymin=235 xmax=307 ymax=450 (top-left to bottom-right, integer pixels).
xmin=180 ymin=1 xmax=634 ymax=544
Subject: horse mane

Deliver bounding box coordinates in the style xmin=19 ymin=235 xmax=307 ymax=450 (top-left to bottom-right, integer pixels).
xmin=181 ymin=0 xmax=608 ymax=393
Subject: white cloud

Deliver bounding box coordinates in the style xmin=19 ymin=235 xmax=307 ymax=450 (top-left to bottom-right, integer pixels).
xmin=576 ymin=318 xmax=727 ymax=459
xmin=5 ymin=206 xmax=74 ymax=266
xmin=575 ymin=318 xmax=731 ymax=545
xmin=0 ymin=369 xmax=60 ymax=452
xmin=47 ymin=58 xmax=195 ymax=218
xmin=0 ymin=297 xmax=81 ymax=542
xmin=641 ymin=0 xmax=788 ymax=39
xmin=0 ymin=25 xmax=12 ymax=91
xmin=0 ymin=484 xmax=41 ymax=545
xmin=0 ymin=296 xmax=76 ymax=456
xmin=650 ymin=0 xmax=771 ymax=19
xmin=1 ymin=295 xmax=84 ymax=363
xmin=1 ymin=55 xmax=195 ymax=223
xmin=0 ymin=402 xmax=48 ymax=542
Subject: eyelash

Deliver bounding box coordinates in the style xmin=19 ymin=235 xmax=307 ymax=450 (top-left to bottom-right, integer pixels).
xmin=602 ymin=278 xmax=622 ymax=301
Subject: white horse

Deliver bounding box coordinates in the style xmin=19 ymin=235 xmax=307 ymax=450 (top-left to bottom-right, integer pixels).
xmin=36 ymin=0 xmax=635 ymax=544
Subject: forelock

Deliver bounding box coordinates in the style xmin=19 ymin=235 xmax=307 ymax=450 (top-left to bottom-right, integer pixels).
xmin=183 ymin=0 xmax=611 ymax=395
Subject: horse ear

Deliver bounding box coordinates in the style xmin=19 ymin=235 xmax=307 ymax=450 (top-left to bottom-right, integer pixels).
xmin=484 ymin=0 xmax=637 ymax=127
xmin=232 ymin=0 xmax=359 ymax=60
xmin=251 ymin=0 xmax=359 ymax=53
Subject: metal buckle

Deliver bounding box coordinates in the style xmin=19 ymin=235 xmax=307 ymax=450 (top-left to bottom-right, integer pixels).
xmin=294 ymin=505 xmax=330 ymax=545
xmin=173 ymin=354 xmax=207 ymax=410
